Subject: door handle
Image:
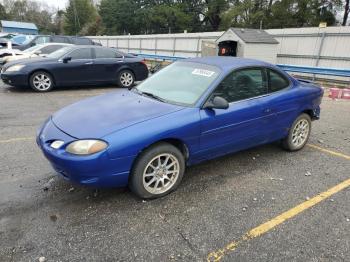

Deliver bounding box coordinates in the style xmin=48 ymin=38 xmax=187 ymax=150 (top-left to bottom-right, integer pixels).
xmin=85 ymin=61 xmax=93 ymax=65
xmin=263 ymin=108 xmax=272 ymax=113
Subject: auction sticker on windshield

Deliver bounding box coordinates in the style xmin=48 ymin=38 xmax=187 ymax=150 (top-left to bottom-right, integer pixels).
xmin=192 ymin=68 xmax=215 ymax=77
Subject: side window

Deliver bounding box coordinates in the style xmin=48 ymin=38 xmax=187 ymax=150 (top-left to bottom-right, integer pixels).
xmin=72 ymin=37 xmax=92 ymax=45
xmin=214 ymin=68 xmax=267 ymax=103
xmin=40 ymin=45 xmax=63 ymax=54
xmin=69 ymin=48 xmax=92 ymax=60
xmin=268 ymin=69 xmax=290 ymax=92
xmin=34 ymin=36 xmax=50 ymax=45
xmin=52 ymin=36 xmax=69 ymax=43
xmin=94 ymin=48 xmax=121 ymax=59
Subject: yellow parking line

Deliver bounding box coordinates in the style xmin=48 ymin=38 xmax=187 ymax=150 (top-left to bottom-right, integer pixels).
xmin=0 ymin=137 xmax=34 ymax=144
xmin=307 ymin=144 xmax=350 ymax=160
xmin=207 ymin=145 xmax=350 ymax=261
xmin=207 ymin=177 xmax=350 ymax=261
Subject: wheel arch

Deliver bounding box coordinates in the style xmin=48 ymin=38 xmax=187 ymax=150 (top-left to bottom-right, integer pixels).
xmin=129 ymin=138 xmax=190 ymax=179
xmin=117 ymin=66 xmax=135 ymax=78
xmin=301 ymin=109 xmax=318 ymax=120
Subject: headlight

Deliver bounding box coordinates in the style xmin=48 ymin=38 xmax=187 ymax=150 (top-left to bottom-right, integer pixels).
xmin=66 ymin=140 xmax=108 ymax=155
xmin=6 ymin=64 xmax=25 ymax=72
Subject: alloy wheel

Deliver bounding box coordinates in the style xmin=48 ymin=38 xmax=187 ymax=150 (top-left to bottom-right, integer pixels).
xmin=291 ymin=119 xmax=310 ymax=147
xmin=120 ymin=72 xmax=134 ymax=87
xmin=33 ymin=74 xmax=52 ymax=91
xmin=142 ymin=153 xmax=180 ymax=195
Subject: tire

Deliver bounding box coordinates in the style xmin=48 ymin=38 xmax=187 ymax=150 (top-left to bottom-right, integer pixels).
xmin=282 ymin=113 xmax=311 ymax=151
xmin=117 ymin=69 xmax=135 ymax=88
xmin=29 ymin=71 xmax=54 ymax=92
xmin=130 ymin=143 xmax=185 ymax=199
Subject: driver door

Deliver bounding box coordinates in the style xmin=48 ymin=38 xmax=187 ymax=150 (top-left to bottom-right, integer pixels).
xmin=52 ymin=48 xmax=95 ymax=85
xmin=198 ymin=68 xmax=270 ymax=160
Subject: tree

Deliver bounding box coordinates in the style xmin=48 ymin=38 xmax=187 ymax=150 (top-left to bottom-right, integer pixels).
xmin=0 ymin=3 xmax=9 ymax=19
xmin=1 ymin=0 xmax=57 ymax=33
xmin=221 ymin=0 xmax=341 ymax=29
xmin=99 ymin=0 xmax=141 ymax=35
xmin=52 ymin=10 xmax=66 ymax=35
xmin=64 ymin=0 xmax=98 ymax=35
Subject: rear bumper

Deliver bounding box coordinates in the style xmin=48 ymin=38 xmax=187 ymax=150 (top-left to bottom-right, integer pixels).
xmin=135 ymin=64 xmax=149 ymax=81
xmin=1 ymin=72 xmax=28 ymax=87
xmin=37 ymin=118 xmax=135 ymax=188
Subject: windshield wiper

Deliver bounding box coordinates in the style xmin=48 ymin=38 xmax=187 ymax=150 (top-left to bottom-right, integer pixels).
xmin=140 ymin=91 xmax=167 ymax=103
xmin=131 ymin=87 xmax=167 ymax=103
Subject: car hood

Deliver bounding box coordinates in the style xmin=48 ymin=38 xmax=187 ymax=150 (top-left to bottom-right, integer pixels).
xmin=52 ymin=90 xmax=184 ymax=139
xmin=4 ymin=57 xmax=56 ymax=69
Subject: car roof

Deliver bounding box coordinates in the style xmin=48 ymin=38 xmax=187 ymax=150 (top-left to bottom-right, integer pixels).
xmin=37 ymin=43 xmax=73 ymax=47
xmin=69 ymin=45 xmax=114 ymax=50
xmin=182 ymin=56 xmax=273 ymax=72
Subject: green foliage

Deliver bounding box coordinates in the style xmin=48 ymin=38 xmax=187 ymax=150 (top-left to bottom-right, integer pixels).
xmin=0 ymin=0 xmax=346 ymax=36
xmin=64 ymin=0 xmax=98 ymax=35
xmin=0 ymin=3 xmax=9 ymax=20
xmin=221 ymin=0 xmax=342 ymax=29
xmin=1 ymin=0 xmax=58 ymax=33
xmin=99 ymin=0 xmax=192 ymax=35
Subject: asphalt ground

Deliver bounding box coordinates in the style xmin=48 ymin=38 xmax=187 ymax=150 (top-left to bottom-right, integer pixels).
xmin=0 ymin=82 xmax=349 ymax=262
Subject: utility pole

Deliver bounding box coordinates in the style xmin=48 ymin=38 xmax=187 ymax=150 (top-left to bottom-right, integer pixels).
xmin=343 ymin=0 xmax=350 ymax=26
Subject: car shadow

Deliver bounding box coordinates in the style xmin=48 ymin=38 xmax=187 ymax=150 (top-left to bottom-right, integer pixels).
xmin=45 ymin=142 xmax=285 ymax=206
xmin=1 ymin=83 xmax=123 ymax=93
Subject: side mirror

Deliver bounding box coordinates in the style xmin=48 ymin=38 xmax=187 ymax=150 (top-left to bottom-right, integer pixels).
xmin=204 ymin=96 xmax=229 ymax=110
xmin=34 ymin=50 xmax=42 ymax=55
xmin=62 ymin=56 xmax=72 ymax=63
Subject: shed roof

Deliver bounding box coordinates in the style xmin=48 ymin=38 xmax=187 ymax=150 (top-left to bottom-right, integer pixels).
xmin=1 ymin=20 xmax=38 ymax=30
xmin=230 ymin=28 xmax=278 ymax=44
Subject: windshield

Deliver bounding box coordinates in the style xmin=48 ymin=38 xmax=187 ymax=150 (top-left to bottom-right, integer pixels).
xmin=23 ymin=44 xmax=43 ymax=53
xmin=47 ymin=46 xmax=74 ymax=59
xmin=12 ymin=35 xmax=34 ymax=45
xmin=136 ymin=62 xmax=221 ymax=106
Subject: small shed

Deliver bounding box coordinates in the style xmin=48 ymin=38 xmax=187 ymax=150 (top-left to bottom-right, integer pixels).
xmin=1 ymin=20 xmax=38 ymax=35
xmin=202 ymin=28 xmax=278 ymax=64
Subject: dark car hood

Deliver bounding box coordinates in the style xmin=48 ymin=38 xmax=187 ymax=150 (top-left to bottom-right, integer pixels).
xmin=52 ymin=90 xmax=184 ymax=139
xmin=4 ymin=57 xmax=56 ymax=69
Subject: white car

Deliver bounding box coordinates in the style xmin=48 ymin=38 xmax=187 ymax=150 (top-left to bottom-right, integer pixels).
xmin=0 ymin=43 xmax=72 ymax=65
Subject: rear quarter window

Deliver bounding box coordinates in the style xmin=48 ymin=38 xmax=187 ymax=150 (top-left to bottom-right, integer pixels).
xmin=94 ymin=48 xmax=122 ymax=58
xmin=268 ymin=69 xmax=290 ymax=93
xmin=72 ymin=37 xmax=92 ymax=45
xmin=51 ymin=36 xmax=70 ymax=43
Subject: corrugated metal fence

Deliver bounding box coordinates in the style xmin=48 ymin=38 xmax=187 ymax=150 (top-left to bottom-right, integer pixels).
xmin=88 ymin=32 xmax=222 ymax=58
xmin=88 ymin=27 xmax=350 ymax=83
xmin=266 ymin=27 xmax=350 ymax=69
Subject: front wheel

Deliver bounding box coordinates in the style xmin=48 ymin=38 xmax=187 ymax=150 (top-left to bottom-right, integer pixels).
xmin=130 ymin=143 xmax=185 ymax=199
xmin=29 ymin=71 xmax=54 ymax=92
xmin=282 ymin=113 xmax=311 ymax=151
xmin=117 ymin=70 xmax=135 ymax=88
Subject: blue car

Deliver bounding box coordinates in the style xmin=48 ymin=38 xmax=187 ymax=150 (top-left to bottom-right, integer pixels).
xmin=37 ymin=57 xmax=324 ymax=199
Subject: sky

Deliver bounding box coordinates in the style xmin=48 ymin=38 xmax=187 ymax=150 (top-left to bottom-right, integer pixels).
xmin=37 ymin=0 xmax=68 ymax=10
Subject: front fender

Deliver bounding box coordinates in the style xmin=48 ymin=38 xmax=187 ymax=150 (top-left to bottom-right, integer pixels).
xmin=104 ymin=108 xmax=201 ymax=159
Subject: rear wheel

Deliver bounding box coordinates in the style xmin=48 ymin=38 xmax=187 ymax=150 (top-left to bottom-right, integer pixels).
xmin=117 ymin=70 xmax=135 ymax=88
xmin=130 ymin=143 xmax=185 ymax=199
xmin=29 ymin=71 xmax=54 ymax=92
xmin=282 ymin=113 xmax=311 ymax=151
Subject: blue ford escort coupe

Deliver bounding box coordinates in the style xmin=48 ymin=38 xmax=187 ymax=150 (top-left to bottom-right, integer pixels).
xmin=37 ymin=57 xmax=323 ymax=199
